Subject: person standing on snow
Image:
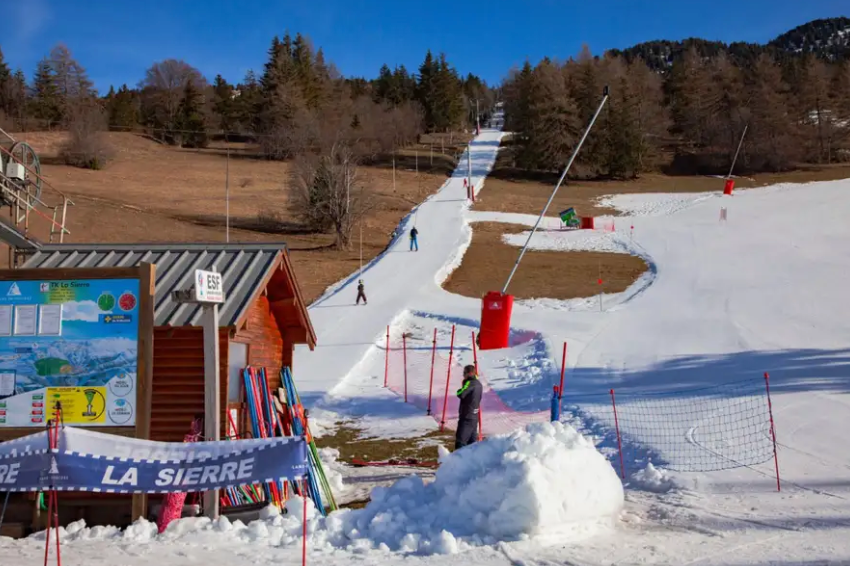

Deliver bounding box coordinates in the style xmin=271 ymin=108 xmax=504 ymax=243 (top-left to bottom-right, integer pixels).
xmin=355 ymin=279 xmax=367 ymax=305
xmin=409 ymin=226 xmax=419 ymax=251
xmin=455 ymin=364 xmax=482 ymax=450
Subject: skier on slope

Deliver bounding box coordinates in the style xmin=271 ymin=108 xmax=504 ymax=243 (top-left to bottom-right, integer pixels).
xmin=455 ymin=364 xmax=482 ymax=450
xmin=355 ymin=279 xmax=367 ymax=305
xmin=409 ymin=226 xmax=419 ymax=252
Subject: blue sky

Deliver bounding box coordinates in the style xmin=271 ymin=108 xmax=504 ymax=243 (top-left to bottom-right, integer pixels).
xmin=0 ymin=0 xmax=846 ymax=93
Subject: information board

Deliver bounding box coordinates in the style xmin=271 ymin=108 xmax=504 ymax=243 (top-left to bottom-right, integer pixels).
xmin=0 ymin=278 xmax=140 ymax=427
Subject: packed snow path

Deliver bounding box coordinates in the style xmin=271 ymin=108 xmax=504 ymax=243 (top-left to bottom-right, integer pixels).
xmin=293 ymin=129 xmax=504 ymax=407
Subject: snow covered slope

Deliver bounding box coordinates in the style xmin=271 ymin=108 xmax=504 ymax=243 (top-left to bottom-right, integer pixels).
xmin=293 ymin=130 xmax=504 ymax=409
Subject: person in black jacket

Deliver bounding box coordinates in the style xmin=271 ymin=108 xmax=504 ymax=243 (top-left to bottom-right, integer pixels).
xmin=355 ymin=279 xmax=367 ymax=305
xmin=455 ymin=364 xmax=483 ymax=450
xmin=409 ymin=226 xmax=419 ymax=251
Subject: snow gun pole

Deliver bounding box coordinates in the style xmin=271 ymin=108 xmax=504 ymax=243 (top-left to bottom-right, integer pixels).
xmin=502 ymin=86 xmax=609 ymax=295
xmin=440 ymin=324 xmax=456 ymax=432
xmin=427 ymin=328 xmax=437 ymax=415
xmin=764 ymin=372 xmax=781 ymax=492
xmin=558 ymin=342 xmax=567 ymax=414
xmin=610 ymin=389 xmax=625 ymax=479
xmin=383 ymin=326 xmax=389 ymax=387
xmin=402 ymin=332 xmax=409 ymax=403
xmin=466 ymin=142 xmax=473 ymax=201
xmin=727 ymin=123 xmax=749 ymax=180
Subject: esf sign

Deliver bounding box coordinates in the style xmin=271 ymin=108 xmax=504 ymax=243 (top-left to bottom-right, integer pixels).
xmin=195 ymin=269 xmax=224 ymax=304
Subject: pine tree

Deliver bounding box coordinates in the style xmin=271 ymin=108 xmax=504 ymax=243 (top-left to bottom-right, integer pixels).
xmin=176 ymin=79 xmax=208 ymax=148
xmin=568 ymin=47 xmax=607 ymax=175
xmin=744 ymin=54 xmax=797 ymax=171
xmin=625 ymin=58 xmax=669 ymax=173
xmin=373 ymin=64 xmax=393 ymax=104
xmin=30 ymin=58 xmax=62 ymax=126
xmin=293 ymin=33 xmax=321 ymax=108
xmin=832 ymin=62 xmax=850 ymax=154
xmin=667 ymin=47 xmax=717 ymax=149
xmin=433 ymin=53 xmax=464 ymax=132
xmin=794 ymin=55 xmax=836 ymax=162
xmin=503 ymin=62 xmax=534 ymax=135
xmin=8 ymin=70 xmax=27 ymax=129
xmin=256 ymin=35 xmax=306 ymax=158
xmin=212 ymin=74 xmax=237 ymax=131
xmin=417 ymin=51 xmax=439 ymax=131
xmin=108 ymin=85 xmax=140 ymax=129
xmin=235 ymin=70 xmax=261 ymax=133
xmin=521 ymin=59 xmax=580 ymax=171
xmin=0 ymin=46 xmax=11 ymax=116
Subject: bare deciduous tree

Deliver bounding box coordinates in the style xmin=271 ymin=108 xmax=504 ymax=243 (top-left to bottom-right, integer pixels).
xmin=61 ymin=99 xmax=115 ymax=170
xmin=290 ymin=141 xmax=373 ymax=249
xmin=139 ymin=59 xmax=206 ymax=140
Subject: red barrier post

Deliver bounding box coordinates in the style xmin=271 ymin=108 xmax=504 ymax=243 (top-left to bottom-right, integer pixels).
xmin=472 ymin=331 xmax=482 ymax=440
xmin=427 ymin=328 xmax=437 ymax=415
xmin=558 ymin=342 xmax=567 ymax=413
xmin=472 ymin=331 xmax=479 ymax=371
xmin=383 ymin=326 xmax=389 ymax=387
xmin=764 ymin=372 xmax=781 ymax=492
xmin=44 ymin=407 xmax=62 ymax=566
xmin=440 ymin=325 xmax=456 ymax=431
xmin=610 ymin=389 xmax=625 ymax=479
xmin=402 ymin=333 xmax=408 ymax=403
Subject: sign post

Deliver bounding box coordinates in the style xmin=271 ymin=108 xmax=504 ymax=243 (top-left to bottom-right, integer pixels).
xmin=173 ymin=268 xmax=225 ymax=519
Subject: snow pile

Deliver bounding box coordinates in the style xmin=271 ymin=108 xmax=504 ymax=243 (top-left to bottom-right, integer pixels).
xmin=324 ymin=421 xmax=623 ymax=553
xmin=629 ymin=463 xmax=678 ymax=493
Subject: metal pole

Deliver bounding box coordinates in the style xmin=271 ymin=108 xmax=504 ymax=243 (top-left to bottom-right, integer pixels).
xmin=466 ymin=143 xmax=472 ymax=199
xmin=392 ymin=150 xmax=396 ymax=192
xmin=225 ymin=145 xmax=230 ymax=243
xmin=727 ymin=124 xmax=748 ymax=179
xmin=359 ymin=220 xmax=363 ymax=276
xmin=501 ymin=87 xmax=609 ymax=294
xmin=202 ymin=268 xmax=221 ymax=519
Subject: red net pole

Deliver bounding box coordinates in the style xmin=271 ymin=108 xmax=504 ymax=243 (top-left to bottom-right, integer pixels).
xmin=383 ymin=326 xmax=390 ymax=387
xmin=44 ymin=408 xmax=62 ymax=566
xmin=764 ymin=372 xmax=781 ymax=492
xmin=472 ymin=331 xmax=482 ymax=440
xmin=440 ymin=324 xmax=456 ymax=431
xmin=610 ymin=389 xmax=625 ymax=479
xmin=302 ymin=478 xmax=308 ymax=566
xmin=403 ymin=333 xmax=408 ymax=403
xmin=558 ymin=342 xmax=567 ymax=413
xmin=427 ymin=328 xmax=437 ymax=415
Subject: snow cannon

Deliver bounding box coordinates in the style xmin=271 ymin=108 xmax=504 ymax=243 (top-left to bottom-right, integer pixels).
xmin=479 ymin=291 xmax=513 ymax=350
xmin=559 ymin=207 xmax=580 ymax=229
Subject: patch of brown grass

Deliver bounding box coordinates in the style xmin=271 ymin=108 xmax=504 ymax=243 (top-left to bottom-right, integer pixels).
xmin=315 ymin=424 xmax=452 ymax=464
xmin=442 ymin=222 xmax=648 ymax=301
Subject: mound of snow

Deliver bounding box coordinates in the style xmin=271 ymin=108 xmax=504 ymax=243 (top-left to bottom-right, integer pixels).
xmin=336 ymin=421 xmax=622 ymax=551
xmin=30 ymin=423 xmax=622 ymax=556
xmin=629 ymin=463 xmax=678 ymax=493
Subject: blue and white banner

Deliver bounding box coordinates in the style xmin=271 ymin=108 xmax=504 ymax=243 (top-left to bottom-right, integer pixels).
xmin=0 ymin=427 xmax=308 ymax=493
